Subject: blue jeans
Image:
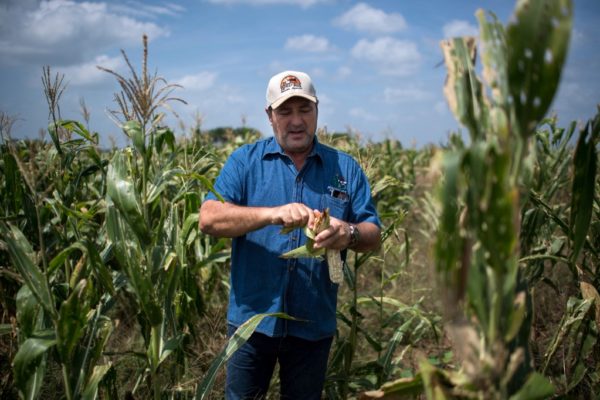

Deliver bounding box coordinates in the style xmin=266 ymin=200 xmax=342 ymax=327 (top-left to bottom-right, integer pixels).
xmin=225 ymin=325 xmax=333 ymax=399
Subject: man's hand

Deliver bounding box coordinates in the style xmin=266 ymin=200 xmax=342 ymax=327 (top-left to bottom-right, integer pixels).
xmin=272 ymin=203 xmax=316 ymax=231
xmin=313 ymin=218 xmax=382 ymax=253
xmin=312 ymin=217 xmax=351 ymax=251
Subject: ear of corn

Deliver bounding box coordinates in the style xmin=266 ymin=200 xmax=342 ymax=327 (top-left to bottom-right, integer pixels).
xmin=280 ymin=208 xmax=344 ymax=284
xmin=326 ymin=249 xmax=344 ymax=284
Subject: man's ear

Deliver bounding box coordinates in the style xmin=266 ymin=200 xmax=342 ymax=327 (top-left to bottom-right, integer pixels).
xmin=265 ymin=107 xmax=273 ymax=124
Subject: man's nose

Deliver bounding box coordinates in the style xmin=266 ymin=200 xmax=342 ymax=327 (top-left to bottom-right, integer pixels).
xmin=290 ymin=111 xmax=303 ymax=126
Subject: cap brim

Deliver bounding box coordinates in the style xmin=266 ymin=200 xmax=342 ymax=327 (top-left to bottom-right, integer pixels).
xmin=270 ymin=93 xmax=317 ymax=109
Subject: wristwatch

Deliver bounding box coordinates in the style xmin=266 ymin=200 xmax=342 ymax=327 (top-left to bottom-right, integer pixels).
xmin=348 ymin=224 xmax=360 ymax=248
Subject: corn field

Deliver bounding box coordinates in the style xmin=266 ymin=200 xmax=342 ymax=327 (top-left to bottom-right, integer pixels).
xmin=0 ymin=0 xmax=599 ymax=399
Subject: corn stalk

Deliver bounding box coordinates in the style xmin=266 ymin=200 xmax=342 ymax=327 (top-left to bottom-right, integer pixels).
xmin=427 ymin=0 xmax=572 ymax=398
xmin=361 ymin=0 xmax=577 ymax=398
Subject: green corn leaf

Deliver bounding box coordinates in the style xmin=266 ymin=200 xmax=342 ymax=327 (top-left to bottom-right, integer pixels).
xmin=371 ymin=175 xmax=401 ymax=198
xmin=565 ymin=363 xmax=588 ymax=394
xmin=159 ymin=334 xmax=184 ymax=365
xmin=477 ymin=10 xmax=509 ymax=108
xmin=440 ymin=36 xmax=488 ymax=141
xmin=195 ymin=313 xmax=299 ymax=400
xmin=542 ymin=297 xmax=592 ymax=373
xmin=434 ymin=151 xmax=464 ymax=290
xmin=379 ymin=316 xmax=416 ymax=381
xmin=466 ymin=248 xmax=491 ymax=331
xmin=362 ymin=374 xmax=424 ymax=399
xmin=49 ymin=241 xmax=115 ymax=295
xmin=49 ymin=242 xmax=87 ymax=276
xmin=190 ymin=172 xmax=225 ymax=202
xmin=81 ymin=364 xmax=113 ymax=400
xmin=343 ymin=259 xmax=356 ymax=289
xmin=16 ymin=285 xmax=41 ymax=339
xmin=196 ymin=251 xmax=231 ymax=269
xmin=85 ymin=240 xmax=115 ymax=296
xmin=106 ymin=151 xmax=150 ymax=244
xmin=123 ymin=120 xmax=145 ymax=155
xmin=21 ymin=361 xmax=46 ymax=400
xmin=335 ymin=311 xmax=381 ymax=352
xmin=505 ymin=292 xmax=527 ymax=341
xmin=57 ymin=279 xmax=91 ymax=362
xmin=13 ymin=334 xmax=56 ymax=396
xmin=155 ymin=126 xmax=176 ymax=153
xmin=476 ymin=11 xmax=512 ymax=142
xmin=280 ymin=244 xmax=324 ymax=259
xmin=147 ymin=324 xmax=163 ymax=373
xmin=70 ymin=311 xmax=114 ymax=399
xmin=47 ymin=121 xmax=63 ymax=154
xmin=327 ymin=336 xmax=350 ymax=374
xmin=59 ymin=120 xmax=96 ymax=143
xmin=105 ymin=204 xmax=162 ymax=326
xmin=0 ymin=223 xmax=57 ymax=319
xmin=182 ymin=212 xmax=199 ymax=246
xmin=88 ymin=316 xmax=114 ymax=374
xmin=508 ymin=372 xmax=554 ymax=400
xmin=506 ymin=0 xmax=573 ymax=138
xmin=356 ymin=296 xmax=410 ymax=310
xmin=569 ymin=119 xmax=598 ymax=261
xmin=419 ymin=360 xmax=452 ymax=400
xmin=2 ymin=152 xmax=23 ymax=213
xmin=86 ymin=143 xmax=104 ymax=167
xmin=147 ymin=167 xmax=185 ymax=203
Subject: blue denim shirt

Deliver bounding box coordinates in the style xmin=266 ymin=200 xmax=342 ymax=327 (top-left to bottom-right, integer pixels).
xmin=204 ymin=137 xmax=380 ymax=340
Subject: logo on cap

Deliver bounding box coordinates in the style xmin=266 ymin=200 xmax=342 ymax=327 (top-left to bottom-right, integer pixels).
xmin=280 ymin=75 xmax=302 ymax=93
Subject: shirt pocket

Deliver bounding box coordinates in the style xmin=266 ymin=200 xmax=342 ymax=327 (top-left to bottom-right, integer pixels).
xmin=322 ymin=193 xmax=350 ymax=221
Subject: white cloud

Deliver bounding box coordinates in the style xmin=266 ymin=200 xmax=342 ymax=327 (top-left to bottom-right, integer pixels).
xmin=351 ymin=37 xmax=421 ymax=76
xmin=384 ymin=87 xmax=430 ymax=103
xmin=285 ymin=35 xmax=333 ymax=53
xmin=333 ymin=3 xmax=407 ymax=34
xmin=109 ymin=1 xmax=185 ymax=19
xmin=206 ymin=0 xmax=326 ymax=7
xmin=0 ymin=0 xmax=169 ymax=66
xmin=442 ymin=20 xmax=478 ymax=39
xmin=57 ymin=55 xmax=125 ymax=86
xmin=175 ymin=71 xmax=218 ymax=91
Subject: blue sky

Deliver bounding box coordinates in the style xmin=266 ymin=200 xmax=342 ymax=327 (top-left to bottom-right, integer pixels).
xmin=1 ymin=0 xmax=598 ymax=148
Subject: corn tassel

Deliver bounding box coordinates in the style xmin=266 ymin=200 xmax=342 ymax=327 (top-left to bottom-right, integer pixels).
xmin=280 ymin=209 xmax=344 ymax=284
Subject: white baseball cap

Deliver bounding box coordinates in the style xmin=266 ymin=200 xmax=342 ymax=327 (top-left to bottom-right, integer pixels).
xmin=266 ymin=70 xmax=318 ymax=110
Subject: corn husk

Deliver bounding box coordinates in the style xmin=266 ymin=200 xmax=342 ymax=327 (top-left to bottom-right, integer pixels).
xmin=279 ymin=209 xmax=343 ymax=284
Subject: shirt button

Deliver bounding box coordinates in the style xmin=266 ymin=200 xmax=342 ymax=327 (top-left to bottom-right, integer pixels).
xmin=295 ymin=176 xmax=301 ymax=183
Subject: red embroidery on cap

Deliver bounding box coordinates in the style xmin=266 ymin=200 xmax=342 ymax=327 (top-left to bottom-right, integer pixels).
xmin=280 ymin=75 xmax=302 ymax=93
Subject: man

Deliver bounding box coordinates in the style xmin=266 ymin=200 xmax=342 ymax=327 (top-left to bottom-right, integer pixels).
xmin=199 ymin=70 xmax=381 ymax=399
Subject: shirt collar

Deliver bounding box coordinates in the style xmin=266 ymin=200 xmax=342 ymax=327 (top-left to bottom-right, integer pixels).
xmin=263 ymin=136 xmax=323 ymax=162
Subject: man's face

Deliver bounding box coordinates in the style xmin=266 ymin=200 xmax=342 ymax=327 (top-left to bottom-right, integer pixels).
xmin=267 ymin=97 xmax=318 ymax=156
